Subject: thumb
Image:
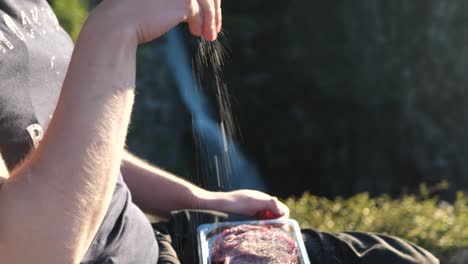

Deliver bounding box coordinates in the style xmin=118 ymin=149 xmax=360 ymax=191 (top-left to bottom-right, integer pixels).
xmin=262 ymin=197 xmax=285 ymax=218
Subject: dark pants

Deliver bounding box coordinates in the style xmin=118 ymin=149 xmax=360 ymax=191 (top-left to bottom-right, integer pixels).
xmin=154 ymin=210 xmax=439 ymax=264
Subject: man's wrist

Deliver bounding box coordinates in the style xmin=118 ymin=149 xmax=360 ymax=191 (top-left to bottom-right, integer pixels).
xmin=194 ymin=190 xmax=226 ymax=212
xmin=84 ymin=5 xmax=138 ymax=48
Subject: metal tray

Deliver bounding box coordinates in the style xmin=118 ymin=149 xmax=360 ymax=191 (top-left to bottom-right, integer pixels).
xmin=197 ymin=219 xmax=311 ymax=264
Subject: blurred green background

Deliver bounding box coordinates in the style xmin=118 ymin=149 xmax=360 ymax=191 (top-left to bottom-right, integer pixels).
xmin=49 ymin=0 xmax=468 ymax=262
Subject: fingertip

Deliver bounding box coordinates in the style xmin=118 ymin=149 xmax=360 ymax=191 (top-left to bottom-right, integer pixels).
xmin=203 ymin=22 xmax=217 ymax=41
xmin=279 ymin=204 xmax=290 ymax=219
xmin=202 ymin=29 xmax=217 ymax=41
xmin=275 ymin=207 xmax=285 ymax=217
xmin=271 ymin=197 xmax=288 ymax=217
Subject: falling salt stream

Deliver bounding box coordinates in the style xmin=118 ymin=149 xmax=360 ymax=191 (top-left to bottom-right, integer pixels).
xmin=165 ymin=27 xmax=266 ymax=192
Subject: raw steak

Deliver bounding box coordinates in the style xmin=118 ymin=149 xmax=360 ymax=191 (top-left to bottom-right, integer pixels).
xmin=211 ymin=224 xmax=297 ymax=264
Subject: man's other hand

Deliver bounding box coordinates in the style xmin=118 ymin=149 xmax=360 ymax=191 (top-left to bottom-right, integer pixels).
xmin=201 ymin=190 xmax=290 ymax=220
xmin=92 ymin=0 xmax=221 ymax=44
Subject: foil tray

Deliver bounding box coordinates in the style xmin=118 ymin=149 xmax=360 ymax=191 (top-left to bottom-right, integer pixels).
xmin=197 ymin=219 xmax=311 ymax=264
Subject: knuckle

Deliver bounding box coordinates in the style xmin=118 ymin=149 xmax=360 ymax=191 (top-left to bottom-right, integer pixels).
xmin=269 ymin=197 xmax=278 ymax=205
xmin=186 ymin=0 xmax=198 ymax=17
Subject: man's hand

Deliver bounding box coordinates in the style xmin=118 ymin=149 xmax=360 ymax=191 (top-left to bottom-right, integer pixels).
xmin=205 ymin=190 xmax=290 ymax=220
xmin=94 ymin=0 xmax=222 ymax=43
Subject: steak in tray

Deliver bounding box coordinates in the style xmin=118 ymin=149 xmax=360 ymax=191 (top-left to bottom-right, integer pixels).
xmin=211 ymin=224 xmax=298 ymax=264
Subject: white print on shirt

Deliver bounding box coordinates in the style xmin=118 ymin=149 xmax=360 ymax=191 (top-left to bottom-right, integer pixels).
xmin=0 ymin=6 xmax=62 ymax=54
xmin=0 ymin=30 xmax=13 ymax=53
xmin=3 ymin=14 xmax=25 ymax=41
xmin=26 ymin=124 xmax=44 ymax=149
xmin=50 ymin=55 xmax=56 ymax=69
xmin=31 ymin=7 xmax=40 ymax=25
xmin=21 ymin=10 xmax=36 ymax=38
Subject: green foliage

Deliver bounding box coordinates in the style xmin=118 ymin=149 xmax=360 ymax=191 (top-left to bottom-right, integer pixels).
xmin=50 ymin=0 xmax=89 ymax=41
xmin=285 ymin=191 xmax=468 ymax=262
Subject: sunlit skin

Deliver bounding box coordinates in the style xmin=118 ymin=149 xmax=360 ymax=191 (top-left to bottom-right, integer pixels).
xmin=0 ymin=0 xmax=287 ymax=263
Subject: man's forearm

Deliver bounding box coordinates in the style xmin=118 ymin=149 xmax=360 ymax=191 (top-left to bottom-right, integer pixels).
xmin=121 ymin=152 xmax=291 ymax=220
xmin=0 ymin=11 xmax=138 ymax=263
xmin=121 ymin=151 xmax=216 ymax=217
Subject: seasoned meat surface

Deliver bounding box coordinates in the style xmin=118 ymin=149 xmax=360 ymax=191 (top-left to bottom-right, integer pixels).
xmin=211 ymin=225 xmax=297 ymax=264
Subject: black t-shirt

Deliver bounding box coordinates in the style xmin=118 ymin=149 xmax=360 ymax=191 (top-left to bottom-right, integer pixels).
xmin=0 ymin=1 xmax=158 ymax=263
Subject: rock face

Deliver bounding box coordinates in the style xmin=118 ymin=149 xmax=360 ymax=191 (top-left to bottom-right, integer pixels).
xmin=127 ymin=38 xmax=193 ymax=177
xmin=124 ymin=1 xmax=468 ymax=199
xmin=215 ymin=0 xmax=468 ymax=198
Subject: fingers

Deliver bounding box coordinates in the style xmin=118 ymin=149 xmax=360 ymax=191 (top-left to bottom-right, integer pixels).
xmin=225 ymin=190 xmax=290 ymax=220
xmin=277 ymin=202 xmax=290 ymax=219
xmin=196 ymin=0 xmax=216 ymax=41
xmin=255 ymin=196 xmax=288 ymax=219
xmin=188 ymin=0 xmax=218 ymax=40
xmin=268 ymin=196 xmax=286 ymax=217
xmin=215 ymin=0 xmax=222 ymax=33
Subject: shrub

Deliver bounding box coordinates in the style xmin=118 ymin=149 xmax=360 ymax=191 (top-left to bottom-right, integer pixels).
xmin=285 ymin=191 xmax=468 ymax=262
xmin=50 ymin=0 xmax=89 ymax=41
